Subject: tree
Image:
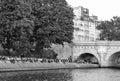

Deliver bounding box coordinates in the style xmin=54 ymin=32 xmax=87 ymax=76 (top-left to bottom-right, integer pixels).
xmin=0 ymin=0 xmax=34 ymax=56
xmin=96 ymin=16 xmax=120 ymax=41
xmin=31 ymin=0 xmax=74 ymax=53
xmin=0 ymin=0 xmax=74 ymax=57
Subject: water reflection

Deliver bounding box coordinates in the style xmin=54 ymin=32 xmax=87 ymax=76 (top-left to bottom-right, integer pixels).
xmin=0 ymin=70 xmax=72 ymax=81
xmin=0 ymin=68 xmax=120 ymax=81
xmin=71 ymin=68 xmax=120 ymax=81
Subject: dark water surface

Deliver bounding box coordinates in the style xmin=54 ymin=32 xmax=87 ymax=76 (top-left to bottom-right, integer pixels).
xmin=0 ymin=68 xmax=120 ymax=81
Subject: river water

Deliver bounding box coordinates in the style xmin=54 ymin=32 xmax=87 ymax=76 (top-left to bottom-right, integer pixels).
xmin=0 ymin=68 xmax=120 ymax=81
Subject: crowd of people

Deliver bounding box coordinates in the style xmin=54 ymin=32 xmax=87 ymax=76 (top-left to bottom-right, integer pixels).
xmin=0 ymin=56 xmax=73 ymax=64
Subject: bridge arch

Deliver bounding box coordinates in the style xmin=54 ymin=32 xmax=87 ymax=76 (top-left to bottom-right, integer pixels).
xmin=75 ymin=53 xmax=100 ymax=64
xmin=107 ymin=51 xmax=120 ymax=66
xmin=106 ymin=49 xmax=120 ymax=60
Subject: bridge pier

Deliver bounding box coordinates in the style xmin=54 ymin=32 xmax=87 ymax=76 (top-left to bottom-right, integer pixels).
xmin=100 ymin=61 xmax=109 ymax=67
xmin=98 ymin=53 xmax=109 ymax=67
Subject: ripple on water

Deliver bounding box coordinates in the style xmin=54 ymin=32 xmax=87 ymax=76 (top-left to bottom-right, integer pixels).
xmin=0 ymin=68 xmax=119 ymax=81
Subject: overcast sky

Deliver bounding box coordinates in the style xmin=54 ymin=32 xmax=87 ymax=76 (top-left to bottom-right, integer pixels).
xmin=66 ymin=0 xmax=120 ymax=20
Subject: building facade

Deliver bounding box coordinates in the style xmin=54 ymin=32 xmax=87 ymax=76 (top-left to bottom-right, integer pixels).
xmin=73 ymin=6 xmax=100 ymax=42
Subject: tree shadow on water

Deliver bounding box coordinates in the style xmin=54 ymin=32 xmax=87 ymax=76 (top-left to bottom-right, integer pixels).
xmin=0 ymin=71 xmax=72 ymax=81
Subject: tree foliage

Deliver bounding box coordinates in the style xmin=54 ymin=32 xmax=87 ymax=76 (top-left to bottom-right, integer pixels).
xmin=30 ymin=0 xmax=74 ymax=53
xmin=0 ymin=0 xmax=34 ymax=56
xmin=97 ymin=16 xmax=120 ymax=41
xmin=0 ymin=0 xmax=74 ymax=57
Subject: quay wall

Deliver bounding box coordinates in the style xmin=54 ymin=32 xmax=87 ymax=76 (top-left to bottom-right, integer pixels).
xmin=52 ymin=43 xmax=72 ymax=59
xmin=0 ymin=62 xmax=99 ymax=71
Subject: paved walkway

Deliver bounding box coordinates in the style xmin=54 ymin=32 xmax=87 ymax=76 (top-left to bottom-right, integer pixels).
xmin=0 ymin=62 xmax=99 ymax=71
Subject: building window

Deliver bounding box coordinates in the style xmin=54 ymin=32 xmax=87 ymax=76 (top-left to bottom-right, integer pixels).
xmin=74 ymin=28 xmax=79 ymax=31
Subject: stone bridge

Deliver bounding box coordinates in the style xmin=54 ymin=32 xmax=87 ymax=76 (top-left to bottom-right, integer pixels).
xmin=72 ymin=41 xmax=120 ymax=67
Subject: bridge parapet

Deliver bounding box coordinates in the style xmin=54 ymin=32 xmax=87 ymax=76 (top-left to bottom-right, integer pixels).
xmin=73 ymin=41 xmax=120 ymax=46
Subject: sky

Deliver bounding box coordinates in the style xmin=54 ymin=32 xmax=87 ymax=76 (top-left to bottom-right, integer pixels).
xmin=66 ymin=0 xmax=120 ymax=20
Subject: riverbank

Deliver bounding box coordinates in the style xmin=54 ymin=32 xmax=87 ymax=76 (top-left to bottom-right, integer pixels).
xmin=0 ymin=62 xmax=99 ymax=71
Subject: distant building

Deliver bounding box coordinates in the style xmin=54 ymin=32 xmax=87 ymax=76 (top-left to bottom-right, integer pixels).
xmin=73 ymin=6 xmax=100 ymax=42
xmin=73 ymin=6 xmax=89 ymax=21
